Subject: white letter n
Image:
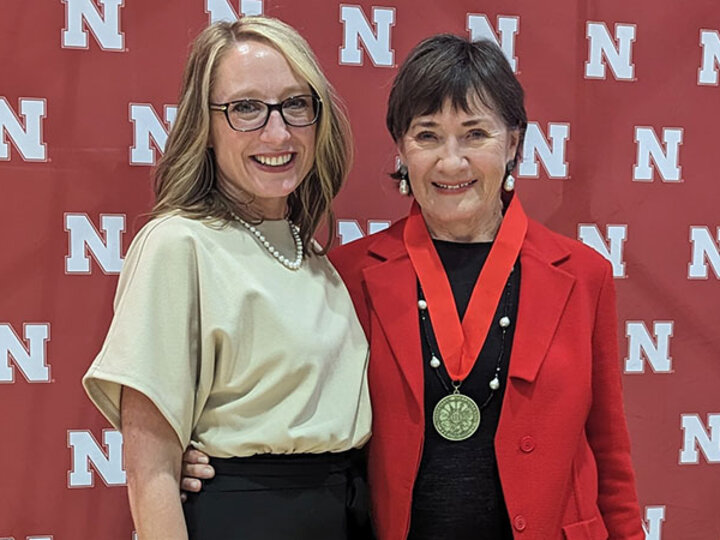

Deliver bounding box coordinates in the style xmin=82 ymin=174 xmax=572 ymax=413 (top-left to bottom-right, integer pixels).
xmin=679 ymin=414 xmax=720 ymax=464
xmin=65 ymin=214 xmax=125 ymax=274
xmin=633 ymin=127 xmax=683 ymax=182
xmin=577 ymin=224 xmax=627 ymax=278
xmin=642 ymin=506 xmax=665 ymax=540
xmin=585 ymin=22 xmax=636 ymax=80
xmin=688 ymin=227 xmax=720 ymax=279
xmin=129 ymin=103 xmax=177 ymax=165
xmin=624 ymin=321 xmax=673 ymax=374
xmin=518 ymin=122 xmax=570 ymax=178
xmin=205 ymin=0 xmax=263 ymax=24
xmin=339 ymin=5 xmax=395 ymax=67
xmin=61 ymin=0 xmax=124 ymax=51
xmin=699 ymin=30 xmax=720 ymax=85
xmin=466 ymin=14 xmax=519 ymax=72
xmin=0 ymin=323 xmax=51 ymax=383
xmin=68 ymin=430 xmax=126 ymax=487
xmin=0 ymin=97 xmax=47 ymax=161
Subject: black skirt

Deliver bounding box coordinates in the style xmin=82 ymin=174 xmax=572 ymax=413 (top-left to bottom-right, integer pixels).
xmin=183 ymin=450 xmax=373 ymax=540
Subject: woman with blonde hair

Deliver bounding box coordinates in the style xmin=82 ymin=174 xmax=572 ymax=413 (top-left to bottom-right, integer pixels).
xmin=83 ymin=17 xmax=371 ymax=540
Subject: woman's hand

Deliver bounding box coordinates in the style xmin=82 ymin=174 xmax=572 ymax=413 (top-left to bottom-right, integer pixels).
xmin=180 ymin=447 xmax=215 ymax=497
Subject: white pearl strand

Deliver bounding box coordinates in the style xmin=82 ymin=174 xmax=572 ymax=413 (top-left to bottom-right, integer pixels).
xmin=418 ymin=299 xmax=508 ymax=391
xmin=231 ymin=212 xmax=304 ymax=271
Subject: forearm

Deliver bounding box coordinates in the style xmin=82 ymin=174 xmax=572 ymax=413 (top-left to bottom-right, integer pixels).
xmin=121 ymin=386 xmax=188 ymax=540
xmin=128 ymin=471 xmax=188 ymax=540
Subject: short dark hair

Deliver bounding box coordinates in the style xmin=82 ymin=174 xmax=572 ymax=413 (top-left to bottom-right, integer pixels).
xmin=386 ymin=34 xmax=527 ymax=178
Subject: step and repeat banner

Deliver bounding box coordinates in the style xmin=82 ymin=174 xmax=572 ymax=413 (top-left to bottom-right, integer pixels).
xmin=1 ymin=1 xmax=719 ymax=538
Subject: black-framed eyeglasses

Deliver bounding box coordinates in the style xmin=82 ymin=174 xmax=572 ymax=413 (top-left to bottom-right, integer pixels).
xmin=209 ymin=95 xmax=322 ymax=132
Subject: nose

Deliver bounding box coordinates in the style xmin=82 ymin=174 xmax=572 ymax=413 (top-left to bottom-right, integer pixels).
xmin=259 ymin=110 xmax=291 ymax=144
xmin=437 ymin=137 xmax=469 ymax=176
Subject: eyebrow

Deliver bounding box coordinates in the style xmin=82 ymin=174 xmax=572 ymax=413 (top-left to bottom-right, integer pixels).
xmin=224 ymin=86 xmax=310 ymax=102
xmin=410 ymin=118 xmax=492 ymax=129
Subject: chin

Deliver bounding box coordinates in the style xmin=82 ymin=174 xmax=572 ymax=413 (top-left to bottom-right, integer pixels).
xmin=255 ymin=177 xmax=302 ymax=195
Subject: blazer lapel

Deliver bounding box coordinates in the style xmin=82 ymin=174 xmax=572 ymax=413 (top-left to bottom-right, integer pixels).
xmin=509 ymin=223 xmax=575 ymax=383
xmin=358 ymin=218 xmax=573 ymax=405
xmin=361 ymin=224 xmax=424 ymax=408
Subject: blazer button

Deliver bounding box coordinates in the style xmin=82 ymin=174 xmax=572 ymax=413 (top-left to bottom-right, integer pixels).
xmin=520 ymin=436 xmax=536 ymax=453
xmin=513 ymin=514 xmax=527 ymax=531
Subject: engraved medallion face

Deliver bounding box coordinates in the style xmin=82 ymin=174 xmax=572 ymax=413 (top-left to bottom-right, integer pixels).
xmin=432 ymin=393 xmax=481 ymax=441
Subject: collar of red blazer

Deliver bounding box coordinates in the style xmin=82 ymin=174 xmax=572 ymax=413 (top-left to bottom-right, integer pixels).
xmin=358 ymin=198 xmax=577 ymax=391
xmin=363 ymin=199 xmax=570 ymax=267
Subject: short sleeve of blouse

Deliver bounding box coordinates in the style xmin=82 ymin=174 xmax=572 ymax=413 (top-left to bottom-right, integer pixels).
xmin=83 ymin=216 xmax=201 ymax=448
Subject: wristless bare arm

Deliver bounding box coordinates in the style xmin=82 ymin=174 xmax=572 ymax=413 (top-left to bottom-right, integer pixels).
xmin=121 ymin=386 xmax=188 ymax=540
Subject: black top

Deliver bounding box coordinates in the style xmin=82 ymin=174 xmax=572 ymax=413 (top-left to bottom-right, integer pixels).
xmin=408 ymin=239 xmax=519 ymax=540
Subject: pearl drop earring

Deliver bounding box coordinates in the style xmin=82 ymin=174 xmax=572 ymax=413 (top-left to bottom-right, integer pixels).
xmin=503 ymin=174 xmax=515 ymax=192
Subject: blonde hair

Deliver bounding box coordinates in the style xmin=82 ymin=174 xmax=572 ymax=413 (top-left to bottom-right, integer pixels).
xmin=152 ymin=17 xmax=353 ymax=253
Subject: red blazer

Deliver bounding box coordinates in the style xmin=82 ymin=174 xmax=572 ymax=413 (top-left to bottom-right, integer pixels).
xmin=330 ymin=216 xmax=643 ymax=540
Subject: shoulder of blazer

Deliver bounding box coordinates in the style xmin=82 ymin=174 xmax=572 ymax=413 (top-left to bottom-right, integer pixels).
xmin=328 ymin=218 xmax=409 ymax=334
xmin=329 ymin=217 xmax=408 ymax=275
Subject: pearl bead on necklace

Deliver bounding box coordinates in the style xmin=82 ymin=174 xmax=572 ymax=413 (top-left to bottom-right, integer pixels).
xmin=417 ymin=295 xmax=509 ymax=393
xmin=231 ymin=212 xmax=304 ymax=271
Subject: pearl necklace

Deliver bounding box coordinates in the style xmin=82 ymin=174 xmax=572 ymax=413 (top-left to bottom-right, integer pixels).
xmin=231 ymin=212 xmax=304 ymax=271
xmin=419 ymin=274 xmax=513 ymax=396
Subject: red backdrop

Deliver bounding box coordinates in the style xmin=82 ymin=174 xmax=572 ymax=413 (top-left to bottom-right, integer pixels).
xmin=1 ymin=1 xmax=719 ymax=539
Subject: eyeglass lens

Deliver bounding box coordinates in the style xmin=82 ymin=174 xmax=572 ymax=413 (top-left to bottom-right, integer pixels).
xmin=227 ymin=95 xmax=319 ymax=130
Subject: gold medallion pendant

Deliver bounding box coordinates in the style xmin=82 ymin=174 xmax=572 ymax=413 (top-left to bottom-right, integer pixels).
xmin=432 ymin=392 xmax=481 ymax=441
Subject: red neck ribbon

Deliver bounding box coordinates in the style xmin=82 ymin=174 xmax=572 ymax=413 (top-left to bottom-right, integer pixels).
xmin=403 ymin=196 xmax=528 ymax=381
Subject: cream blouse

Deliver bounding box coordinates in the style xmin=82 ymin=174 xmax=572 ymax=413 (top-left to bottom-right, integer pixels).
xmin=83 ymin=214 xmax=371 ymax=457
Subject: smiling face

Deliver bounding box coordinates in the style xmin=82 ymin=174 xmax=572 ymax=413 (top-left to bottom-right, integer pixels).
xmin=209 ymin=39 xmax=316 ymax=219
xmin=398 ymin=97 xmax=519 ymax=242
